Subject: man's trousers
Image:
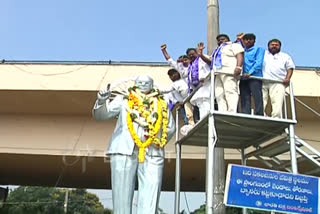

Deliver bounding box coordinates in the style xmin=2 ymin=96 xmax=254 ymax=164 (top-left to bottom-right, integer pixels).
xmin=192 ymin=98 xmax=210 ymax=120
xmin=110 ymin=149 xmax=164 ymax=214
xmin=215 ymin=74 xmax=239 ymax=113
xmin=262 ymin=82 xmax=286 ymax=118
xmin=239 ymin=79 xmax=264 ymax=115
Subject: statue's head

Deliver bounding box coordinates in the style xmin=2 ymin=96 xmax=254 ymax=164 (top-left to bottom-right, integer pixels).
xmin=135 ymin=75 xmax=153 ymax=94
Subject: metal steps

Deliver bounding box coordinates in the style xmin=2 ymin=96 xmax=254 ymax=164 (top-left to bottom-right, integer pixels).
xmin=245 ymin=134 xmax=320 ymax=176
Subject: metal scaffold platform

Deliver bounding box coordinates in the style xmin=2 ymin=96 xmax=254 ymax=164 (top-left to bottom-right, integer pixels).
xmin=173 ymin=70 xmax=302 ymax=214
xmin=176 ymin=111 xmax=295 ymax=149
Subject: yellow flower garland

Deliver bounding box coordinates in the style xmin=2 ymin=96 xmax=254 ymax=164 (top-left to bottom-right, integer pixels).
xmin=126 ymin=88 xmax=169 ymax=162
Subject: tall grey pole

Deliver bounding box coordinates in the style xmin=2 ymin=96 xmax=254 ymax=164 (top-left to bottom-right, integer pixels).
xmin=174 ymin=108 xmax=181 ymax=214
xmin=207 ymin=0 xmax=219 ymax=54
xmin=207 ymin=0 xmax=226 ymax=214
xmin=289 ymin=82 xmax=298 ymax=174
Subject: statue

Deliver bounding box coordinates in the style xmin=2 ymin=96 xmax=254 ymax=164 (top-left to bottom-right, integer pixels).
xmin=92 ymin=75 xmax=176 ymax=214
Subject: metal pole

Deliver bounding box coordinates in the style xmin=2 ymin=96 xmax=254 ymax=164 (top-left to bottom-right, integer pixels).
xmin=64 ymin=189 xmax=69 ymax=214
xmin=206 ymin=116 xmax=215 ymax=214
xmin=241 ymin=149 xmax=247 ymax=214
xmin=206 ymin=65 xmax=217 ymax=214
xmin=174 ymin=108 xmax=181 ymax=214
xmin=241 ymin=149 xmax=246 ymax=166
xmin=207 ymin=1 xmax=225 ymax=213
xmin=289 ymin=82 xmax=298 ymax=174
xmin=283 ymin=94 xmax=288 ymax=119
xmin=294 ymin=96 xmax=320 ymax=118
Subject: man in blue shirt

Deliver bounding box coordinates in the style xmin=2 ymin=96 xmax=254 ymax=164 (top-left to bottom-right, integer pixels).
xmin=240 ymin=33 xmax=265 ymax=115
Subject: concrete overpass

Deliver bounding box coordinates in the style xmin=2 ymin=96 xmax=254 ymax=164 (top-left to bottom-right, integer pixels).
xmin=0 ymin=61 xmax=319 ymax=191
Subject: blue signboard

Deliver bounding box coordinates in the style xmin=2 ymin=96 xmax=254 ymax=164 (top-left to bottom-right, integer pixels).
xmin=224 ymin=164 xmax=319 ymax=214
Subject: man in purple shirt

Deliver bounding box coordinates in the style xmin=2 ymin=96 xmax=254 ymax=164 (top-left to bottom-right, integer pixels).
xmin=240 ymin=33 xmax=265 ymax=115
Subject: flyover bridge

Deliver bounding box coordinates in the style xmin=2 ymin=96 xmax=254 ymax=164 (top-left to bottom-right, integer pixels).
xmin=0 ymin=61 xmax=319 ymax=195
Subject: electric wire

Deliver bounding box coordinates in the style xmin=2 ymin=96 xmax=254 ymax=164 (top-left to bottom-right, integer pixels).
xmin=54 ymin=118 xmax=88 ymax=187
xmin=183 ymin=192 xmax=191 ymax=213
xmin=11 ymin=64 xmax=89 ymax=76
xmin=96 ymin=66 xmax=110 ymax=91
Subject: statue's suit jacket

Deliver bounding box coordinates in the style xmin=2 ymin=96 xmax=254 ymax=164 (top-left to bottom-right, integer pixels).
xmin=92 ymin=95 xmax=176 ymax=157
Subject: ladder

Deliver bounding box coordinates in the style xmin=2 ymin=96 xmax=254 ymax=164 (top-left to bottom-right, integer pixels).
xmin=244 ymin=97 xmax=320 ymax=176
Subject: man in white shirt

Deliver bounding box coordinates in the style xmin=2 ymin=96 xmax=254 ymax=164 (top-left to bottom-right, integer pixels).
xmin=262 ymin=39 xmax=295 ymax=118
xmin=186 ymin=46 xmax=212 ymax=119
xmin=212 ymin=34 xmax=244 ymax=112
xmin=166 ymin=68 xmax=195 ymax=126
xmin=160 ymin=44 xmax=193 ymax=124
xmin=160 ymin=44 xmax=189 ymax=82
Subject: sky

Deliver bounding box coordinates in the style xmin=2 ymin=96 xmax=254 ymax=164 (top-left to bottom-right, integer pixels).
xmin=1 ymin=0 xmax=320 ymax=67
xmin=1 ymin=0 xmax=320 ymax=213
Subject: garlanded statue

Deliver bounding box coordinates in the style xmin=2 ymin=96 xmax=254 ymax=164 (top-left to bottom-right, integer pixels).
xmin=92 ymin=75 xmax=175 ymax=214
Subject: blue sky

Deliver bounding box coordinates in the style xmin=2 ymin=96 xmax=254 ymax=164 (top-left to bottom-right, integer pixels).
xmin=1 ymin=0 xmax=320 ymax=66
xmin=1 ymin=0 xmax=320 ymax=213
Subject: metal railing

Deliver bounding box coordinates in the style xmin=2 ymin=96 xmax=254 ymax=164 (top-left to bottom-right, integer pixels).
xmin=178 ymin=70 xmax=297 ymax=122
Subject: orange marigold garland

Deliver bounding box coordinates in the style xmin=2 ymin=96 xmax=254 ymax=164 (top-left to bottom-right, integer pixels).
xmin=125 ymin=87 xmax=168 ymax=162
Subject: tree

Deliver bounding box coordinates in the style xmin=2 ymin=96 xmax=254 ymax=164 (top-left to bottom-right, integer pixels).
xmin=190 ymin=204 xmax=205 ymax=214
xmin=0 ymin=186 xmax=110 ymax=214
xmin=158 ymin=207 xmax=167 ymax=214
xmin=191 ymin=204 xmax=279 ymax=214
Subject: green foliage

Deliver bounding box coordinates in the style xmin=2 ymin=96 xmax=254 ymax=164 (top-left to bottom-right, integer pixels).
xmin=191 ymin=205 xmax=277 ymax=214
xmin=158 ymin=207 xmax=167 ymax=214
xmin=190 ymin=204 xmax=205 ymax=214
xmin=0 ymin=186 xmax=111 ymax=214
